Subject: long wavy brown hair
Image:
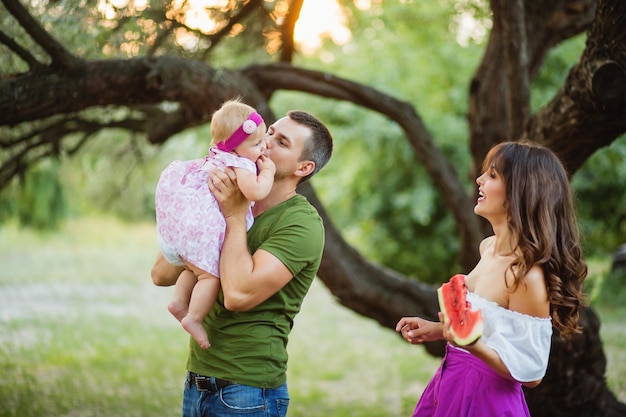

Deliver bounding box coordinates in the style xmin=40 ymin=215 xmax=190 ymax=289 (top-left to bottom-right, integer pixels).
xmin=482 ymin=141 xmax=588 ymax=337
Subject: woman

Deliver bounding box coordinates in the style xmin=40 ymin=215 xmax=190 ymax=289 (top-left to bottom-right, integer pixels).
xmin=396 ymin=141 xmax=587 ymax=416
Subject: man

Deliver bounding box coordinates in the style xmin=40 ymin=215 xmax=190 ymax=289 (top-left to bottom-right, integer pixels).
xmin=151 ymin=109 xmax=333 ymax=417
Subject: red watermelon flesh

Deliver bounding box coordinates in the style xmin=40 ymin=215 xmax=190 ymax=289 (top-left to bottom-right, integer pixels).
xmin=437 ymin=274 xmax=483 ymax=346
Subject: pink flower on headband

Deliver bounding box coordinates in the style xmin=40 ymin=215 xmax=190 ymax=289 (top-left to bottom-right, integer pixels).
xmin=217 ymin=112 xmax=264 ymax=152
xmin=242 ymin=119 xmax=258 ymax=134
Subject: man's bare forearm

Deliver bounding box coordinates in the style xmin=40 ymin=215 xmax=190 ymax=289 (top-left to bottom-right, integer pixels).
xmin=219 ymin=215 xmax=255 ymax=310
xmin=151 ymin=251 xmax=184 ymax=286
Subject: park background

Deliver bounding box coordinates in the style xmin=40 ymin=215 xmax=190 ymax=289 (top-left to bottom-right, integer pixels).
xmin=1 ymin=0 xmax=626 ymax=416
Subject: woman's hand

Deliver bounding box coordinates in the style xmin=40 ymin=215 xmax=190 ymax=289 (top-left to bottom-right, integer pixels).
xmin=439 ymin=312 xmax=455 ymax=345
xmin=395 ymin=316 xmax=444 ymax=345
xmin=439 ymin=312 xmax=481 ymax=350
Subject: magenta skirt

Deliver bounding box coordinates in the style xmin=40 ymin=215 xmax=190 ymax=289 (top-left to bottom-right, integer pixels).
xmin=412 ymin=344 xmax=531 ymax=417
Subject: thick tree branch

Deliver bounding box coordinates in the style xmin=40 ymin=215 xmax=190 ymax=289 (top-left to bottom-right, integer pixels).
xmin=526 ymin=0 xmax=597 ymax=73
xmin=469 ymin=0 xmax=596 ymax=176
xmin=0 ymin=57 xmax=268 ymax=129
xmin=242 ymin=63 xmax=484 ymax=271
xmin=279 ymin=0 xmax=303 ymax=62
xmin=0 ymin=118 xmax=92 ymax=188
xmin=0 ymin=29 xmax=44 ymax=70
xmin=299 ymin=182 xmax=447 ymax=356
xmin=197 ymin=0 xmax=266 ymax=60
xmin=496 ymin=0 xmax=531 ymax=138
xmin=523 ymin=0 xmax=626 ymax=173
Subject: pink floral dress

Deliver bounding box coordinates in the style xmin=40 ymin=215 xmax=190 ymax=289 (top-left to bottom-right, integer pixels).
xmin=155 ymin=147 xmax=256 ymax=276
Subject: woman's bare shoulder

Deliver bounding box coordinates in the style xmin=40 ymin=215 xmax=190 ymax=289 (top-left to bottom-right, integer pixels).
xmin=509 ymin=265 xmax=550 ymax=318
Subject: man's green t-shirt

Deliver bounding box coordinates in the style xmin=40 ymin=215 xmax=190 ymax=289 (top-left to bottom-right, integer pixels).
xmin=186 ymin=194 xmax=324 ymax=388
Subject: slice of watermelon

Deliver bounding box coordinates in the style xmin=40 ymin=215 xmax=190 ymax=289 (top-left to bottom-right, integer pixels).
xmin=437 ymin=274 xmax=483 ymax=346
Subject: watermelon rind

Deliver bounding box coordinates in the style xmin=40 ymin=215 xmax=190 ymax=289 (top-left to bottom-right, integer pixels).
xmin=437 ymin=274 xmax=483 ymax=347
xmin=437 ymin=285 xmax=449 ymax=323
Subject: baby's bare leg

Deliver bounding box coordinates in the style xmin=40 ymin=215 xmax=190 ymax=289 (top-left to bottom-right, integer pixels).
xmin=168 ymin=269 xmax=197 ymax=322
xmin=181 ymin=269 xmax=220 ymax=349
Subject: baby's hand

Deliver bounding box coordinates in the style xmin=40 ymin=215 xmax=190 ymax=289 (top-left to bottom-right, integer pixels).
xmin=257 ymin=154 xmax=276 ymax=174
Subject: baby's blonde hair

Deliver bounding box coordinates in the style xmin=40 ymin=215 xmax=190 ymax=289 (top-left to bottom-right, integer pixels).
xmin=210 ymin=99 xmax=264 ymax=146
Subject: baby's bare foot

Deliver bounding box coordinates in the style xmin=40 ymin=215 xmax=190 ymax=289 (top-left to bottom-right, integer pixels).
xmin=168 ymin=300 xmax=188 ymax=322
xmin=181 ymin=316 xmax=210 ymax=349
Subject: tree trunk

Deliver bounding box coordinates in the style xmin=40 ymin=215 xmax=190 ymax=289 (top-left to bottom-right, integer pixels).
xmin=524 ymin=307 xmax=626 ymax=417
xmin=468 ymin=0 xmax=599 ymax=175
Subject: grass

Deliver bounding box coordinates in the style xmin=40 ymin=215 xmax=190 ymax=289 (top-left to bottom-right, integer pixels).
xmin=0 ymin=217 xmax=624 ymax=416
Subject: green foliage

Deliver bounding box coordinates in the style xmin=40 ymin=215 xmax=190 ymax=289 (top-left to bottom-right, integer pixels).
xmin=597 ymin=268 xmax=626 ymax=307
xmin=572 ymin=135 xmax=626 ymax=258
xmin=531 ymin=34 xmax=587 ymax=111
xmin=7 ymin=160 xmax=68 ymax=230
xmin=0 ymin=184 xmax=17 ymax=225
xmin=57 ymin=128 xmax=210 ymax=222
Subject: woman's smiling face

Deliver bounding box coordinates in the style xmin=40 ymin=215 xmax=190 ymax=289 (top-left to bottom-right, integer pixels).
xmin=475 ymin=164 xmax=507 ymax=221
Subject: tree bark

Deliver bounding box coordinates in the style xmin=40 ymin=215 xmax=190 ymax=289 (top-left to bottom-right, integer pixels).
xmin=495 ymin=0 xmax=531 ymax=139
xmin=524 ymin=307 xmax=626 ymax=417
xmin=469 ymin=0 xmax=597 ymax=177
xmin=524 ymin=0 xmax=626 ymax=173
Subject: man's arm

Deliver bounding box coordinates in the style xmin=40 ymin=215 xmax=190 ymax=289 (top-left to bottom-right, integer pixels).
xmin=208 ymin=168 xmax=293 ymax=311
xmin=151 ymin=251 xmax=184 ymax=286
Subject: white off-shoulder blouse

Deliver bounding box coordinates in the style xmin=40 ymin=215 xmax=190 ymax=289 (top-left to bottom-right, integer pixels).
xmin=464 ymin=291 xmax=553 ymax=382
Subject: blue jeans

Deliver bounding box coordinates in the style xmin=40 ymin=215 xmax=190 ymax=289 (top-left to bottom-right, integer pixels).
xmin=182 ymin=373 xmax=289 ymax=417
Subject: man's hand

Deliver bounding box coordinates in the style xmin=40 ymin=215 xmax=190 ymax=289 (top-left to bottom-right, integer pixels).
xmin=151 ymin=251 xmax=184 ymax=286
xmin=208 ymin=167 xmax=249 ymax=220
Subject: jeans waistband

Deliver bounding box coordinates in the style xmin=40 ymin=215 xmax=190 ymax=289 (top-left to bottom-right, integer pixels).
xmin=188 ymin=372 xmax=235 ymax=393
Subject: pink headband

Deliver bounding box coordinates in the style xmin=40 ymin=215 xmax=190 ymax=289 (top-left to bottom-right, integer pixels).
xmin=217 ymin=112 xmax=264 ymax=152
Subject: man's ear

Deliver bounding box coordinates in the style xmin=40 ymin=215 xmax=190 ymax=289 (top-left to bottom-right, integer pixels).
xmin=295 ymin=160 xmax=315 ymax=179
